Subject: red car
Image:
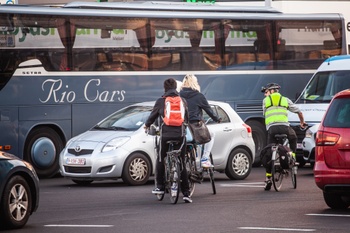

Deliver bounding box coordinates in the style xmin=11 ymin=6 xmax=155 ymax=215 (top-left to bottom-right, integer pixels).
xmin=314 ymin=89 xmax=350 ymax=209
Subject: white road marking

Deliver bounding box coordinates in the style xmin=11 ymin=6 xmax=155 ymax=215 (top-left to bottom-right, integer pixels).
xmin=221 ymin=182 xmax=264 ymax=188
xmin=239 ymin=227 xmax=316 ymax=231
xmin=45 ymin=224 xmax=113 ymax=228
xmin=307 ymin=213 xmax=350 ymax=217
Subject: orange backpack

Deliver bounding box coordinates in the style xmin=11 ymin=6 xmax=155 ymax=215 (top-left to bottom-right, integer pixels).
xmin=163 ymin=96 xmax=185 ymax=126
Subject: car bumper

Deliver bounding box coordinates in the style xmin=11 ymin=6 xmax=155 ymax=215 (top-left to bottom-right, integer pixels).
xmin=314 ymin=161 xmax=350 ymax=192
xmin=59 ymin=148 xmax=130 ymax=180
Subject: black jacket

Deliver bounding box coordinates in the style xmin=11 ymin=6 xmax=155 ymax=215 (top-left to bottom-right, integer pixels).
xmin=180 ymin=87 xmax=220 ymax=123
xmin=145 ymin=89 xmax=188 ymax=138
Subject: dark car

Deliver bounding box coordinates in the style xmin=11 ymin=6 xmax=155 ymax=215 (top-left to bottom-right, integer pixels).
xmin=0 ymin=151 xmax=40 ymax=229
xmin=314 ymin=89 xmax=350 ymax=209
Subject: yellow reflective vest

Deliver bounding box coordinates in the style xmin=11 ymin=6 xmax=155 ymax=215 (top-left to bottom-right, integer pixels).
xmin=264 ymin=93 xmax=289 ymax=126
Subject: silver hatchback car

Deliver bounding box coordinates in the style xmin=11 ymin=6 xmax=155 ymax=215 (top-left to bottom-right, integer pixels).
xmin=59 ymin=101 xmax=255 ymax=185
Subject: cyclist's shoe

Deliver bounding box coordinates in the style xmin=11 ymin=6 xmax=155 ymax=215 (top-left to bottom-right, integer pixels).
xmin=201 ymin=157 xmax=213 ymax=168
xmin=152 ymin=187 xmax=164 ymax=195
xmin=183 ymin=195 xmax=192 ymax=203
xmin=264 ymin=179 xmax=272 ymax=191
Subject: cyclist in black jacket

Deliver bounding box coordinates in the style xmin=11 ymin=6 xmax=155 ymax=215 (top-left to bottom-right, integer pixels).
xmin=145 ymin=78 xmax=192 ymax=203
xmin=180 ymin=74 xmax=221 ymax=168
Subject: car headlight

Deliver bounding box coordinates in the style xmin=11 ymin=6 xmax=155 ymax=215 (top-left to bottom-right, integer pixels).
xmin=101 ymin=137 xmax=130 ymax=153
xmin=305 ymin=129 xmax=313 ymax=138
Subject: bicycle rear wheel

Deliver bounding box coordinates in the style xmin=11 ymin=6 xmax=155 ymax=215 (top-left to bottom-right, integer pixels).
xmin=169 ymin=157 xmax=180 ymax=204
xmin=209 ymin=153 xmax=216 ymax=195
xmin=272 ymin=160 xmax=283 ymax=192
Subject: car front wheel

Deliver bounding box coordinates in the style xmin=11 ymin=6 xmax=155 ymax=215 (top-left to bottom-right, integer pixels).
xmin=122 ymin=153 xmax=151 ymax=186
xmin=225 ymin=148 xmax=252 ymax=180
xmin=0 ymin=175 xmax=32 ymax=230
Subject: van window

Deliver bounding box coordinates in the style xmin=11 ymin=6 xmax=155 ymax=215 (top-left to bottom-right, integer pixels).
xmin=297 ymin=71 xmax=350 ymax=103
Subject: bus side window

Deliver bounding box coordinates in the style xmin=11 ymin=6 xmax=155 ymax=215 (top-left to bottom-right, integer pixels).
xmin=148 ymin=53 xmax=173 ymax=70
xmin=49 ymin=51 xmax=65 ymax=71
xmin=307 ymin=50 xmax=321 ymax=59
xmin=203 ymin=53 xmax=235 ymax=70
xmin=73 ymin=50 xmax=97 ymax=71
xmin=112 ymin=53 xmax=148 ymax=71
xmin=181 ymin=49 xmax=210 ymax=70
xmin=236 ymin=53 xmax=256 ymax=64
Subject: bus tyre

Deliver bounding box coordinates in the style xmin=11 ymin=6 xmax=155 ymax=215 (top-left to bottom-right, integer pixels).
xmin=246 ymin=120 xmax=266 ymax=167
xmin=122 ymin=153 xmax=151 ymax=186
xmin=225 ymin=148 xmax=252 ymax=180
xmin=0 ymin=175 xmax=32 ymax=230
xmin=24 ymin=127 xmax=63 ymax=178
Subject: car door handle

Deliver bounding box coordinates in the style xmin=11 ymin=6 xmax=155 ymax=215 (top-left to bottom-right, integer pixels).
xmin=223 ymin=128 xmax=233 ymax=132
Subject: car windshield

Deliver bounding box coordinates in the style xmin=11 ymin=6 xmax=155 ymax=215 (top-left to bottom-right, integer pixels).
xmin=323 ymin=98 xmax=350 ymax=128
xmin=297 ymin=71 xmax=350 ymax=103
xmin=95 ymin=106 xmax=152 ymax=131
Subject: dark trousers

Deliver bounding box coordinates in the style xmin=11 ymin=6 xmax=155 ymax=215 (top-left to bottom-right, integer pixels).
xmin=267 ymin=125 xmax=297 ymax=153
xmin=156 ymin=136 xmax=190 ymax=196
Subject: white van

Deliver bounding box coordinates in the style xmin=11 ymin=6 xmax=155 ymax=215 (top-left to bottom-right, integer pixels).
xmin=289 ymin=55 xmax=350 ymax=166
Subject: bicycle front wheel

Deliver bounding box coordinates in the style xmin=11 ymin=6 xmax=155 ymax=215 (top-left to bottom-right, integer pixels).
xmin=169 ymin=157 xmax=180 ymax=204
xmin=209 ymin=153 xmax=216 ymax=194
xmin=272 ymin=160 xmax=283 ymax=192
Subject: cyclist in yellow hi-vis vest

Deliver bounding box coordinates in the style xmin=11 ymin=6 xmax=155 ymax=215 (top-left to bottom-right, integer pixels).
xmin=261 ymin=83 xmax=306 ymax=191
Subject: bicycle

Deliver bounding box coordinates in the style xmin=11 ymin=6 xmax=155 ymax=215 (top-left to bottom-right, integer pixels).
xmin=185 ymin=139 xmax=216 ymax=195
xmin=270 ymin=134 xmax=298 ymax=192
xmin=146 ymin=125 xmax=183 ymax=204
xmin=154 ymin=140 xmax=184 ymax=204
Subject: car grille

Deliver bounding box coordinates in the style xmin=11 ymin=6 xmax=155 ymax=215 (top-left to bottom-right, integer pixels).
xmin=64 ymin=166 xmax=91 ymax=173
xmin=67 ymin=149 xmax=93 ymax=156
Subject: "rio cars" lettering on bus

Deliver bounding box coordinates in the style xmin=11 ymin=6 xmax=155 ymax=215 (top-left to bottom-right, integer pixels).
xmin=39 ymin=79 xmax=125 ymax=103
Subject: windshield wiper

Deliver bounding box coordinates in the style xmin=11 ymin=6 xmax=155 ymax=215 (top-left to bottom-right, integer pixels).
xmin=109 ymin=126 xmax=129 ymax=131
xmin=93 ymin=125 xmax=107 ymax=130
xmin=92 ymin=125 xmax=129 ymax=131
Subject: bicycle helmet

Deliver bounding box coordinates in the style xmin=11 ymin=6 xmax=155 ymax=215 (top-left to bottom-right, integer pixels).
xmin=261 ymin=83 xmax=281 ymax=93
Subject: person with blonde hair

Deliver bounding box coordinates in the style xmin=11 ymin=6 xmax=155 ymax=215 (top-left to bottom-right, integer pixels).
xmin=180 ymin=74 xmax=221 ymax=168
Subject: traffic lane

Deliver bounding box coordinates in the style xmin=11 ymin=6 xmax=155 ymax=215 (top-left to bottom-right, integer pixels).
xmin=18 ymin=166 xmax=350 ymax=233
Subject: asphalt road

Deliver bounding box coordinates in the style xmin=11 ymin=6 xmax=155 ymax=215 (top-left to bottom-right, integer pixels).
xmin=7 ymin=165 xmax=350 ymax=233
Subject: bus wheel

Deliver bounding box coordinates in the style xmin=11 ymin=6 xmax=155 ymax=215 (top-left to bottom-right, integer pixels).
xmin=246 ymin=120 xmax=266 ymax=167
xmin=24 ymin=127 xmax=63 ymax=178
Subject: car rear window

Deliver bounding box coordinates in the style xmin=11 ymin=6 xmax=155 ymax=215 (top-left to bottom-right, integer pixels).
xmin=323 ymin=98 xmax=350 ymax=128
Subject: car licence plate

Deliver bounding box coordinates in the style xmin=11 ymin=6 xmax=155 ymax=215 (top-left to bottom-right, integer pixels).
xmin=66 ymin=157 xmax=86 ymax=165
